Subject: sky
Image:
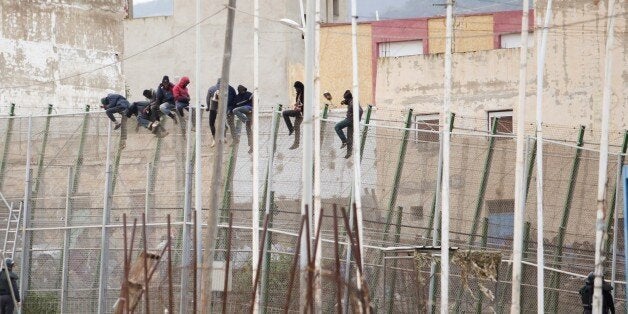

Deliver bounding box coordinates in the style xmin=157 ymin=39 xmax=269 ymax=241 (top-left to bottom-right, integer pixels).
xmin=133 ymin=0 xmax=524 ymax=20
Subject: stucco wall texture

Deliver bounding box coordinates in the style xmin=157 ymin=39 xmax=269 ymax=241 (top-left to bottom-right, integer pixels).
xmin=319 ymin=24 xmax=373 ymax=106
xmin=0 ymin=1 xmax=126 ymax=115
xmin=123 ymin=0 xmax=347 ymax=114
xmin=376 ymin=0 xmax=626 ymax=135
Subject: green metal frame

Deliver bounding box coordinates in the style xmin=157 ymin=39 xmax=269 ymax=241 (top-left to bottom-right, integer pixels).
xmin=32 ymin=104 xmax=53 ymax=205
xmin=0 ymin=103 xmax=15 ymax=190
xmin=386 ymin=206 xmax=404 ymax=314
xmin=372 ymin=109 xmax=413 ymax=307
xmin=474 ymin=218 xmax=490 ymax=314
xmin=546 ymin=125 xmax=585 ymax=313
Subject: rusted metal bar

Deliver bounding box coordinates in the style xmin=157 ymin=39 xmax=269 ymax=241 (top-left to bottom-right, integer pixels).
xmin=128 ymin=218 xmax=137 ymax=314
xmin=122 ymin=214 xmax=128 ymax=314
xmin=223 ymin=212 xmax=234 ymax=314
xmin=250 ymin=213 xmax=271 ymax=313
xmin=333 ymin=205 xmax=343 ymax=314
xmin=306 ymin=207 xmax=326 ymax=312
xmin=340 ymin=205 xmax=370 ymax=311
xmin=283 ymin=216 xmax=307 ymax=314
xmin=168 ymin=214 xmax=174 ymax=314
xmin=304 ymin=205 xmax=313 ymax=313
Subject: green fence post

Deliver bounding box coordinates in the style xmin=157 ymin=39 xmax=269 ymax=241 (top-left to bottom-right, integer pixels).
xmin=67 ymin=105 xmax=91 ymax=248
xmin=386 ymin=206 xmax=404 ymax=314
xmin=520 ymin=222 xmax=531 ymax=311
xmin=468 ymin=117 xmax=499 ymax=245
xmin=32 ymin=104 xmax=53 ymax=205
xmin=221 ymin=120 xmax=242 ymax=220
xmin=260 ymin=105 xmax=282 ymax=314
xmin=474 ymin=218 xmax=490 ymax=314
xmin=0 ymin=103 xmax=16 ymax=189
xmin=372 ymin=109 xmax=413 ymax=308
xmin=320 ymin=104 xmax=329 ymax=146
xmin=604 ymin=131 xmax=628 ymax=253
xmin=546 ymin=125 xmax=585 ymax=313
xmin=359 ymin=105 xmax=373 ymax=159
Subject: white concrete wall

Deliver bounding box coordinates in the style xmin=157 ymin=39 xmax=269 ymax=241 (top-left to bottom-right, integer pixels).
xmin=123 ymin=0 xmax=348 ymax=114
xmin=0 ymin=1 xmax=126 ymax=115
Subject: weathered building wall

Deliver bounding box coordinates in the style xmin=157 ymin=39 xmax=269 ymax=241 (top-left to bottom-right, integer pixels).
xmin=124 ymin=0 xmax=348 ymax=114
xmin=376 ymin=0 xmax=626 ymax=134
xmin=319 ymin=23 xmax=373 ymax=106
xmin=0 ymin=1 xmax=126 ymax=115
xmin=428 ymin=14 xmax=495 ymax=54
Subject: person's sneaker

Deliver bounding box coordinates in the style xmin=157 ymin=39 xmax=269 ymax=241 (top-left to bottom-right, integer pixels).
xmin=340 ymin=142 xmax=347 ymax=149
xmin=152 ymin=121 xmax=160 ymax=128
xmin=114 ymin=122 xmax=121 ymax=130
xmin=210 ymin=139 xmax=216 ymax=147
xmin=344 ymin=152 xmax=352 ymax=159
xmin=289 ymin=142 xmax=299 ymax=150
xmin=248 ymin=146 xmax=253 ymax=154
xmin=288 ymin=129 xmax=294 ymax=136
xmin=170 ymin=115 xmax=178 ymax=124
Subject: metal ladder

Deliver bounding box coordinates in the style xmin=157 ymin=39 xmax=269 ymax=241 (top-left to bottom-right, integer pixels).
xmin=0 ymin=192 xmax=21 ymax=259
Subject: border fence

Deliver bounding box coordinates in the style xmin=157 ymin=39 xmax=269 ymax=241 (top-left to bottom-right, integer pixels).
xmin=0 ymin=107 xmax=625 ymax=313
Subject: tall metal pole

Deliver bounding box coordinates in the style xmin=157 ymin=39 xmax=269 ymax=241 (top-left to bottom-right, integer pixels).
xmin=299 ymin=0 xmax=316 ymax=310
xmin=535 ymin=0 xmax=552 ymax=311
xmin=97 ymin=121 xmax=113 ymax=314
xmin=18 ymin=116 xmax=32 ymax=304
xmin=592 ymin=0 xmax=616 ymax=310
xmin=251 ymin=0 xmax=261 ymax=311
xmin=202 ymin=0 xmax=237 ymax=311
xmin=180 ymin=91 xmax=195 ymax=313
xmin=60 ymin=167 xmax=73 ymax=314
xmin=511 ymin=0 xmax=530 ymax=311
xmin=313 ymin=0 xmax=323 ymax=309
xmin=194 ymin=0 xmax=204 ymax=297
xmin=349 ymin=0 xmax=365 ymax=293
xmin=440 ymin=0 xmax=454 ymax=311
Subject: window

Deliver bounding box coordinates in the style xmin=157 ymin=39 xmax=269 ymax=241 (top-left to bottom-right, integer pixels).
xmin=414 ymin=114 xmax=439 ymax=143
xmin=379 ymin=40 xmax=424 ymax=58
xmin=487 ymin=110 xmax=513 ymax=135
xmin=132 ymin=0 xmax=173 ymax=19
xmin=500 ymin=32 xmax=534 ymax=49
xmin=486 ymin=199 xmax=514 ymax=246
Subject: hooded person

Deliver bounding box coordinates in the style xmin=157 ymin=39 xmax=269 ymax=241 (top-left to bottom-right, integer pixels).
xmin=173 ymin=76 xmax=191 ymax=117
xmin=0 ymin=258 xmax=20 ymax=313
xmin=157 ymin=75 xmax=178 ymax=124
xmin=334 ymin=89 xmax=363 ymax=159
xmin=100 ymin=93 xmax=130 ymax=130
xmin=579 ymin=272 xmax=615 ymax=314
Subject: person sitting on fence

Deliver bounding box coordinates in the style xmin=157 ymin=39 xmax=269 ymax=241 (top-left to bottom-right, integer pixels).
xmin=283 ymin=81 xmax=304 ymax=150
xmin=173 ymin=76 xmax=191 ymax=118
xmin=125 ymin=90 xmax=168 ymax=137
xmin=206 ymin=78 xmax=237 ymax=147
xmin=100 ymin=93 xmax=130 ymax=130
xmin=579 ymin=272 xmax=615 ymax=314
xmin=157 ymin=75 xmax=178 ymax=124
xmin=334 ymin=90 xmax=363 ymax=159
xmin=0 ymin=258 xmax=20 ymax=313
xmin=232 ymin=85 xmax=254 ymax=153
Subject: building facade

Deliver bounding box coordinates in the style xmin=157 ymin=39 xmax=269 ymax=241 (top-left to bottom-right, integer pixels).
xmin=0 ymin=1 xmax=126 ymax=115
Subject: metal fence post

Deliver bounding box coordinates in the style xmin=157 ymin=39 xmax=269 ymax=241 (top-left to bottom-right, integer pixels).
xmin=0 ymin=103 xmax=16 ymax=189
xmin=179 ymin=107 xmax=195 ymax=314
xmin=474 ymin=218 xmax=489 ymax=313
xmin=385 ymin=206 xmax=404 ymax=314
xmin=18 ymin=116 xmax=33 ymax=302
xmin=546 ymin=125 xmax=585 ymax=313
xmin=31 ymin=104 xmax=53 ymax=207
xmin=260 ymin=105 xmax=282 ymax=313
xmin=60 ymin=167 xmax=74 ymax=313
xmin=604 ymin=131 xmax=628 ymax=254
xmin=97 ymin=122 xmax=113 ymax=314
xmin=371 ymin=109 xmax=413 ymax=309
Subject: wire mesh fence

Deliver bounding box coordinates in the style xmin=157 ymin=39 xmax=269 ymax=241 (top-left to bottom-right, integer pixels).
xmin=0 ymin=108 xmax=625 ymax=313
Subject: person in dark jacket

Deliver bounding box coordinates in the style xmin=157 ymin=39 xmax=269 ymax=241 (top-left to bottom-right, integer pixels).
xmin=283 ymin=81 xmax=304 ymax=149
xmin=100 ymin=93 xmax=130 ymax=130
xmin=173 ymin=76 xmax=191 ymax=117
xmin=125 ymin=90 xmax=168 ymax=138
xmin=232 ymin=85 xmax=254 ymax=152
xmin=206 ymin=79 xmax=236 ymax=147
xmin=334 ymin=90 xmax=363 ymax=159
xmin=157 ymin=75 xmax=178 ymax=124
xmin=0 ymin=258 xmax=20 ymax=314
xmin=579 ymin=272 xmax=615 ymax=313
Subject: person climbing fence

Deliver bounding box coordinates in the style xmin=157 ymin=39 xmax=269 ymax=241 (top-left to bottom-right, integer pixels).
xmin=100 ymin=93 xmax=130 ymax=130
xmin=334 ymin=90 xmax=362 ymax=159
xmin=283 ymin=81 xmax=304 ymax=150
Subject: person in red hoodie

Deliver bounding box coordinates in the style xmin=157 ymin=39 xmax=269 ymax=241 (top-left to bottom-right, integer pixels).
xmin=173 ymin=76 xmax=191 ymax=118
